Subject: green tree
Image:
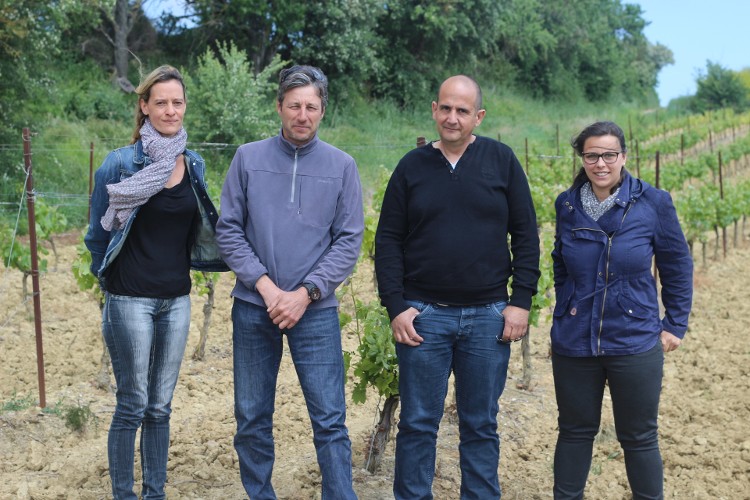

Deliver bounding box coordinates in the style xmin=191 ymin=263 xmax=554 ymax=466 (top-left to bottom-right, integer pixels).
xmin=183 ymin=42 xmax=285 ymax=146
xmin=373 ymin=0 xmax=503 ymax=105
xmin=498 ymin=0 xmax=670 ymax=103
xmin=184 ymin=0 xmax=305 ymax=72
xmin=290 ymin=0 xmax=383 ymax=98
xmin=738 ymin=68 xmax=750 ymax=92
xmin=693 ymin=61 xmax=748 ymax=112
xmin=0 ymin=0 xmax=107 ymax=179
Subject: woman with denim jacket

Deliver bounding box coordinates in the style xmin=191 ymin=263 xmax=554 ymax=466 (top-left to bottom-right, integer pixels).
xmin=550 ymin=121 xmax=693 ymax=500
xmin=84 ymin=65 xmax=226 ymax=500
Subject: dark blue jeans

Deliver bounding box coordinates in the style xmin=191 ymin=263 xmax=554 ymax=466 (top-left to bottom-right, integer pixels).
xmin=552 ymin=343 xmax=664 ymax=500
xmin=102 ymin=293 xmax=191 ymax=500
xmin=394 ymin=300 xmax=511 ymax=500
xmin=231 ymin=299 xmax=356 ymax=500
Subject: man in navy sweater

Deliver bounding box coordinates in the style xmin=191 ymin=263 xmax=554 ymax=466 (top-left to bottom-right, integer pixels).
xmin=375 ymin=75 xmax=540 ymax=499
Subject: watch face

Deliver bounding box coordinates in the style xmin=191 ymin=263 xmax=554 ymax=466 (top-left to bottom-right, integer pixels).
xmin=304 ymin=282 xmax=321 ymax=301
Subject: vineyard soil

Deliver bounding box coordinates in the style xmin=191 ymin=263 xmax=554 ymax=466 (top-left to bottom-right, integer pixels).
xmin=1 ymin=234 xmax=748 ymax=499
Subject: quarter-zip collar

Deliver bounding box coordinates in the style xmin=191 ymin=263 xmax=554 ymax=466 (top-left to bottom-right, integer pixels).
xmin=276 ymin=129 xmax=320 ymax=158
xmin=276 ymin=130 xmax=320 ymax=203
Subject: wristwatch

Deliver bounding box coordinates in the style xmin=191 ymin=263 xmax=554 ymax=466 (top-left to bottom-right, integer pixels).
xmin=302 ymin=281 xmax=321 ymax=302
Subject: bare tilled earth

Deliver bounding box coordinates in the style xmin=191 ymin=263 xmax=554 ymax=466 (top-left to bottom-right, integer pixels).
xmin=1 ymin=232 xmax=748 ymax=499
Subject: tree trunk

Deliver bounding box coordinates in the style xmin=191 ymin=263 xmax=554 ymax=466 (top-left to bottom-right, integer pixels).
xmin=193 ymin=273 xmax=215 ymax=361
xmin=113 ymin=0 xmax=131 ymax=78
xmin=714 ymin=226 xmax=719 ymax=260
xmin=48 ymin=237 xmax=58 ymax=271
xmin=23 ymin=271 xmax=31 ymax=315
xmin=364 ymin=395 xmax=400 ymax=473
xmin=517 ymin=328 xmax=533 ymax=390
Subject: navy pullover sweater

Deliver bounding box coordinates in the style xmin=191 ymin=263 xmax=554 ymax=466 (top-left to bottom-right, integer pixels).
xmin=375 ymin=136 xmax=541 ymax=321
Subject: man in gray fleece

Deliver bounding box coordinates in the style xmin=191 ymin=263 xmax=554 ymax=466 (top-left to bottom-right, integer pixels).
xmin=216 ymin=65 xmax=363 ymax=500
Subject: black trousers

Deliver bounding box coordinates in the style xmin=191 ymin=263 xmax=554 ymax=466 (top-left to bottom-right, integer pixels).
xmin=552 ymin=343 xmax=665 ymax=500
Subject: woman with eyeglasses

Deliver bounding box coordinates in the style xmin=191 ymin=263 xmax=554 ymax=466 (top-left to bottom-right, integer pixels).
xmin=549 ymin=121 xmax=693 ymax=499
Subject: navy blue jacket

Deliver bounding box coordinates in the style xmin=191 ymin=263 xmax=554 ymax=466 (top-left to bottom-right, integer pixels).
xmin=551 ymin=172 xmax=692 ymax=357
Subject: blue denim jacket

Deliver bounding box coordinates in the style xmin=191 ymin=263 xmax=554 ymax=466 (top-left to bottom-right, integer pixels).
xmin=85 ymin=140 xmax=228 ymax=281
xmin=550 ymin=173 xmax=693 ymax=357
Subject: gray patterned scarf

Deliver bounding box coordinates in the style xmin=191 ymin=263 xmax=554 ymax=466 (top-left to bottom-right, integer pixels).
xmin=100 ymin=118 xmax=187 ymax=231
xmin=580 ymin=182 xmax=621 ymax=221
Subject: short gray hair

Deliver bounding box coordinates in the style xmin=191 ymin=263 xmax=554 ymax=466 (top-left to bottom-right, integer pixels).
xmin=277 ymin=65 xmax=329 ymax=109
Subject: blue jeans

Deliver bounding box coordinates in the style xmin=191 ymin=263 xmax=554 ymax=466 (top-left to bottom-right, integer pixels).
xmin=102 ymin=293 xmax=191 ymax=500
xmin=394 ymin=300 xmax=511 ymax=500
xmin=232 ymin=299 xmax=356 ymax=500
xmin=552 ymin=343 xmax=664 ymax=500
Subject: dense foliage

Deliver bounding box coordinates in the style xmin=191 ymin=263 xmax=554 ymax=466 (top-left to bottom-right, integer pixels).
xmin=692 ymin=61 xmax=749 ymax=113
xmin=151 ymin=0 xmax=673 ymax=106
xmin=183 ymin=43 xmax=283 ymax=145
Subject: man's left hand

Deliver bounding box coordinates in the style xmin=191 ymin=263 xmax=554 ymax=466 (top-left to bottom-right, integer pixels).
xmin=267 ymin=288 xmax=310 ymax=330
xmin=500 ymin=305 xmax=529 ymax=342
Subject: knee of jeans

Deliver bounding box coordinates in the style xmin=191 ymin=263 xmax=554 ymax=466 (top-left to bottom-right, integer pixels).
xmin=558 ymin=421 xmax=600 ymax=442
xmin=112 ymin=403 xmax=147 ymax=428
xmin=617 ymin=428 xmax=659 ymax=451
xmin=143 ymin=404 xmax=172 ymax=423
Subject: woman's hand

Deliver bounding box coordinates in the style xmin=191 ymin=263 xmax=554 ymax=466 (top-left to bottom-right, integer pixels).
xmin=660 ymin=330 xmax=682 ymax=353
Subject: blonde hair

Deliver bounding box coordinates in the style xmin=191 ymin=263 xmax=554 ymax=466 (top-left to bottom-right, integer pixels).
xmin=130 ymin=65 xmax=186 ymax=144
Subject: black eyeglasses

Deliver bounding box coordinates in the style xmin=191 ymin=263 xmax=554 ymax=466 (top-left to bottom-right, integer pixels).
xmin=581 ymin=151 xmax=622 ymax=165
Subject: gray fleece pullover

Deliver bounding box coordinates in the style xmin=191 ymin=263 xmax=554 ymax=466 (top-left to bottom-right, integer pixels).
xmin=216 ymin=132 xmax=364 ymax=309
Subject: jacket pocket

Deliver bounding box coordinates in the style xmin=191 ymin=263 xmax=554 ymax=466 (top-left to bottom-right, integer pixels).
xmin=616 ymin=293 xmax=651 ymax=319
xmin=299 ymin=176 xmax=340 ymax=228
xmin=553 ymin=282 xmax=574 ymax=317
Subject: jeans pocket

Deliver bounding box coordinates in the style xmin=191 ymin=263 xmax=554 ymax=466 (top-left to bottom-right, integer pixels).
xmin=405 ymin=299 xmax=437 ymax=319
xmin=488 ymin=300 xmax=508 ymax=319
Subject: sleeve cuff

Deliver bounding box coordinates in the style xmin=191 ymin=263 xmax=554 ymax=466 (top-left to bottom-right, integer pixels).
xmin=662 ymin=318 xmax=687 ymax=339
xmin=509 ymin=287 xmax=534 ymax=311
xmin=381 ymin=295 xmax=408 ymax=322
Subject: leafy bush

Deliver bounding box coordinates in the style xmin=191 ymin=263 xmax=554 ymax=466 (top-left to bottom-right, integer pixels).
xmin=183 ymin=43 xmax=285 ymax=147
xmin=1 ymin=392 xmax=36 ymax=413
xmin=693 ymin=61 xmax=749 ymax=113
xmin=63 ymin=402 xmax=97 ymax=433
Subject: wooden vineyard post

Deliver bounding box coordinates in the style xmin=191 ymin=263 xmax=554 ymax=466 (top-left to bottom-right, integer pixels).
xmin=635 ymin=139 xmax=641 ymax=178
xmin=525 ymin=138 xmax=529 ymax=175
xmin=719 ymin=151 xmax=727 ymax=259
xmin=23 ymin=127 xmax=46 ymax=409
xmin=680 ymin=134 xmax=685 ymax=167
xmin=654 ymin=151 xmax=660 ymax=283
xmin=88 ymin=141 xmax=94 ymax=222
